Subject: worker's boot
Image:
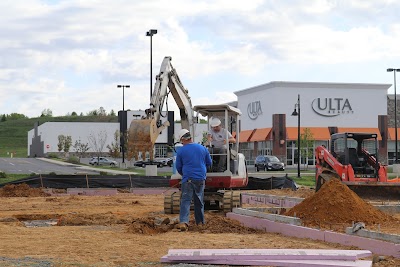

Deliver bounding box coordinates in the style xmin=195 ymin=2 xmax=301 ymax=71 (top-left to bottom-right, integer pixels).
xmin=177 ymin=222 xmax=188 ymax=232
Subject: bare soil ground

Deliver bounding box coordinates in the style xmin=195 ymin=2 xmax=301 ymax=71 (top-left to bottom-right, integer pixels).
xmin=0 ymin=183 xmax=399 ymax=267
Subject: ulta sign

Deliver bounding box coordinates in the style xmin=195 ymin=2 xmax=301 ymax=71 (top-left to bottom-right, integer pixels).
xmin=312 ymin=98 xmax=354 ymax=117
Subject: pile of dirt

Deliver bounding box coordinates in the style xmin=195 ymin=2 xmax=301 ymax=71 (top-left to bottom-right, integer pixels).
xmin=126 ymin=213 xmax=264 ymax=235
xmin=0 ymin=184 xmax=50 ymax=197
xmin=284 ymin=179 xmax=397 ymax=227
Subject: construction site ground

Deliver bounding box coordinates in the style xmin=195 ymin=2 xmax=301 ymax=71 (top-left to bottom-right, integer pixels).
xmin=0 ymin=183 xmax=400 ymax=267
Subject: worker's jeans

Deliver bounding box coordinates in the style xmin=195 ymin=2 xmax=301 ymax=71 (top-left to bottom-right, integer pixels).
xmin=179 ymin=179 xmax=205 ymax=225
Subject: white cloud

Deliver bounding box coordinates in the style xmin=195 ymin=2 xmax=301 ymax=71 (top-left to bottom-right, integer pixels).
xmin=1 ymin=0 xmax=400 ymax=117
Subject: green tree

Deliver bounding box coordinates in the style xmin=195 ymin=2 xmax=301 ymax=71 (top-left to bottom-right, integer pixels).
xmin=57 ymin=135 xmax=65 ymax=152
xmin=87 ymin=109 xmax=98 ymax=116
xmin=73 ymin=139 xmax=90 ymax=160
xmin=201 ymin=131 xmax=208 ymax=145
xmin=7 ymin=113 xmax=28 ymax=120
xmin=71 ymin=111 xmax=77 ymax=116
xmin=1 ymin=114 xmax=6 ymax=122
xmin=41 ymin=109 xmax=53 ymax=117
xmin=297 ymin=128 xmax=315 ymax=170
xmin=109 ymin=109 xmax=116 ymax=116
xmin=64 ymin=136 xmax=72 ymax=153
xmin=98 ymin=107 xmax=107 ymax=116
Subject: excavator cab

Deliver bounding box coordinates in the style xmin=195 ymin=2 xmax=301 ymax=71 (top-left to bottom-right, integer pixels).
xmin=330 ymin=133 xmax=380 ymax=177
xmin=194 ymin=104 xmax=242 ymax=175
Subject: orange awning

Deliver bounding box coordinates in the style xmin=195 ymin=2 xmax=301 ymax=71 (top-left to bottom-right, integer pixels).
xmin=238 ymin=129 xmax=255 ymax=143
xmin=337 ymin=128 xmax=382 ymax=140
xmin=388 ymin=128 xmax=400 ymax=140
xmin=250 ymin=128 xmax=271 ymax=142
xmin=286 ymin=127 xmax=331 ymax=141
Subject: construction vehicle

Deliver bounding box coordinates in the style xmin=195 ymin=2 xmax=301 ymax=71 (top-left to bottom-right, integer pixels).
xmin=315 ymin=132 xmax=400 ymax=197
xmin=128 ymin=56 xmax=248 ymax=213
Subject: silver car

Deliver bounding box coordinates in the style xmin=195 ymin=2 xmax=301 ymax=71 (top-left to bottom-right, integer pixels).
xmin=89 ymin=157 xmax=118 ymax=166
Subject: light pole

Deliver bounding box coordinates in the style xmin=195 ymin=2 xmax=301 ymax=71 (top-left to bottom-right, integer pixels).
xmin=291 ymin=94 xmax=301 ymax=178
xmin=117 ymin=84 xmax=130 ymax=163
xmin=146 ymin=29 xmax=157 ymax=100
xmin=388 ymin=68 xmax=400 ymax=164
xmin=117 ymin=85 xmax=130 ymax=111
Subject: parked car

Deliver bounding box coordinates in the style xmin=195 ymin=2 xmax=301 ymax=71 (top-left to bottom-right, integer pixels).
xmin=89 ymin=157 xmax=118 ymax=166
xmin=155 ymin=157 xmax=173 ymax=167
xmin=255 ymin=155 xmax=285 ymax=172
xmin=133 ymin=160 xmax=164 ymax=168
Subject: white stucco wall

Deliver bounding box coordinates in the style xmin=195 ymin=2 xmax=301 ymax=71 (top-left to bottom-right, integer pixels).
xmin=27 ymin=116 xmax=209 ymax=155
xmin=28 ymin=122 xmax=119 ymax=155
xmin=235 ymin=81 xmax=390 ymax=130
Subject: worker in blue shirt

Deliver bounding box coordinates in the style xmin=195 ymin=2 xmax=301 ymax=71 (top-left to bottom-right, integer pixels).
xmin=175 ymin=128 xmax=212 ymax=231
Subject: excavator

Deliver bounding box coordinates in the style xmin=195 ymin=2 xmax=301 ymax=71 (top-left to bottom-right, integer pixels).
xmin=315 ymin=132 xmax=400 ymax=198
xmin=128 ymin=56 xmax=248 ymax=213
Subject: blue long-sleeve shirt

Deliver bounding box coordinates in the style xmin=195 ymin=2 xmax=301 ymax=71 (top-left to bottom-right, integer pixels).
xmin=176 ymin=143 xmax=212 ymax=183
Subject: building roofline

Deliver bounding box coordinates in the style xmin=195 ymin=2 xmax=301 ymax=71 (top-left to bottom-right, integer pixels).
xmin=234 ymin=81 xmax=392 ymax=96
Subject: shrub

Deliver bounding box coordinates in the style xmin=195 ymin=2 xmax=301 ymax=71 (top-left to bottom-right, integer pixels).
xmin=99 ymin=171 xmax=108 ymax=176
xmin=67 ymin=156 xmax=80 ymax=164
xmin=0 ymin=172 xmax=6 ymax=178
xmin=48 ymin=153 xmax=59 ymax=159
xmin=48 ymin=172 xmax=57 ymax=176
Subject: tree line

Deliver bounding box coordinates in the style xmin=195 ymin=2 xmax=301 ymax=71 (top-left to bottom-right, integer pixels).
xmin=0 ymin=107 xmax=117 ymax=122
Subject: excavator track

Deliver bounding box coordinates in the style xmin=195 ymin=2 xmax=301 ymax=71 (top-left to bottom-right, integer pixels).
xmin=164 ymin=191 xmax=181 ymax=214
xmin=163 ymin=190 xmax=243 ymax=214
xmin=223 ymin=190 xmax=242 ymax=213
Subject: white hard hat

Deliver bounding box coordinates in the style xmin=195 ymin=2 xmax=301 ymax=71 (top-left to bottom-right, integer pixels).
xmin=210 ymin=117 xmax=221 ymax=127
xmin=178 ymin=129 xmax=191 ymax=140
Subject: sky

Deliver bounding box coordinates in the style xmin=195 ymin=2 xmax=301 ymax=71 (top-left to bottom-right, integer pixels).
xmin=1 ymin=0 xmax=400 ymax=118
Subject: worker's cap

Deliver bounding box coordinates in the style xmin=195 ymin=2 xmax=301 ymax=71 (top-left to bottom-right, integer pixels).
xmin=210 ymin=117 xmax=221 ymax=127
xmin=178 ymin=129 xmax=191 ymax=140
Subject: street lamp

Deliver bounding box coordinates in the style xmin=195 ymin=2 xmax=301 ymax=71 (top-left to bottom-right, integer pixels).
xmin=146 ymin=29 xmax=157 ymax=100
xmin=387 ymin=68 xmax=400 ymax=164
xmin=291 ymin=94 xmax=301 ymax=178
xmin=117 ymin=84 xmax=130 ymax=163
xmin=117 ymin=85 xmax=130 ymax=112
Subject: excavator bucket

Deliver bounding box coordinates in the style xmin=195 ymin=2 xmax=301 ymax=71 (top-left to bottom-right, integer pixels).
xmin=127 ymin=119 xmax=157 ymax=160
xmin=347 ymin=183 xmax=400 ymax=200
xmin=127 ymin=118 xmax=170 ymax=161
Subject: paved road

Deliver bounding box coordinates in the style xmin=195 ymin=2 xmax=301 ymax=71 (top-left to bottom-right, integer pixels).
xmin=0 ymin=158 xmax=100 ymax=175
xmin=0 ymin=157 xmax=295 ymax=176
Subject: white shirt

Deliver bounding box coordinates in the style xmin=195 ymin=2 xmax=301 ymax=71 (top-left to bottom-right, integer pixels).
xmin=208 ymin=128 xmax=232 ymax=149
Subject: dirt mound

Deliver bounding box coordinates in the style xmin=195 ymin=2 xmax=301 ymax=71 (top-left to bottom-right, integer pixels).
xmin=284 ymin=179 xmax=397 ymax=227
xmin=126 ymin=213 xmax=264 ymax=235
xmin=0 ymin=184 xmax=50 ymax=197
xmin=190 ymin=213 xmax=264 ymax=234
xmin=127 ymin=217 xmax=172 ymax=234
